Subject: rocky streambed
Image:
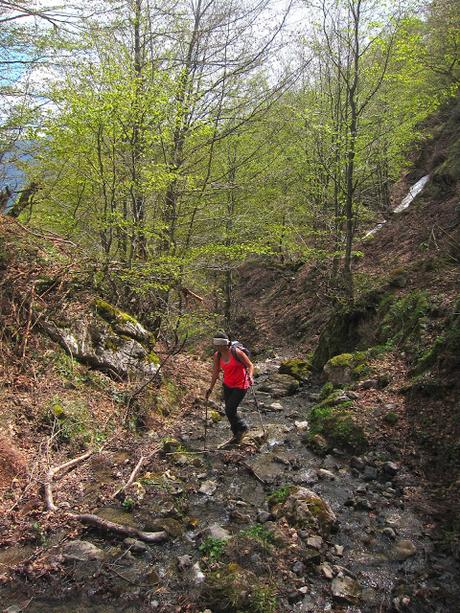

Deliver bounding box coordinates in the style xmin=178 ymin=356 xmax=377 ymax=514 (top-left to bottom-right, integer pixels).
xmin=1 ymin=357 xmax=459 ymax=612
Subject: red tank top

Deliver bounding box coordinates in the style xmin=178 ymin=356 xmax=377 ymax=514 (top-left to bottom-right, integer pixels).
xmin=218 ymin=352 xmax=250 ymax=389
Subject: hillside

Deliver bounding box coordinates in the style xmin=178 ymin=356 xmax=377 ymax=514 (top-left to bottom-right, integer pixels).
xmin=236 ymin=94 xmax=460 ymax=532
xmin=1 ymin=91 xmax=460 ymax=613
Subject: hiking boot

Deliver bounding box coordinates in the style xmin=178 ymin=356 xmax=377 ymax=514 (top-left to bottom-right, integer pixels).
xmin=233 ymin=428 xmax=248 ymax=444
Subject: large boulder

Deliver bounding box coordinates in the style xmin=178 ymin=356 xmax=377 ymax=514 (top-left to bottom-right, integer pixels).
xmin=41 ymin=299 xmax=159 ymax=380
xmin=258 ymin=373 xmax=299 ymax=397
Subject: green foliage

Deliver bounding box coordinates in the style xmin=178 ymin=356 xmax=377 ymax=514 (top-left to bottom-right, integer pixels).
xmin=379 ymin=290 xmax=430 ymax=346
xmin=46 ymin=397 xmax=94 ymax=445
xmin=319 ymin=382 xmax=335 ymax=401
xmin=267 ymin=485 xmax=293 ymax=506
xmin=199 ymin=537 xmax=227 ymax=562
xmin=121 ymin=497 xmax=135 ymax=512
xmin=203 ymin=566 xmax=277 ymax=613
xmin=383 ymin=412 xmax=399 ymax=425
xmin=240 ymin=524 xmax=276 ymax=545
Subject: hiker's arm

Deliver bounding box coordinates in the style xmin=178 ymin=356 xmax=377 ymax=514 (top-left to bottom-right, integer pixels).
xmin=236 ymin=349 xmax=254 ymax=384
xmin=206 ymin=352 xmax=220 ymax=398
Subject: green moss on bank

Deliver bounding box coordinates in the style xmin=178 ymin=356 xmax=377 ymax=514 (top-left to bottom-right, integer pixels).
xmin=308 ymin=404 xmax=368 ymax=453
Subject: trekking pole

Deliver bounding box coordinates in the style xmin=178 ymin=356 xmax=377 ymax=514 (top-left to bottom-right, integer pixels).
xmin=203 ymin=397 xmax=209 ymax=451
xmin=250 ymin=385 xmax=266 ymax=437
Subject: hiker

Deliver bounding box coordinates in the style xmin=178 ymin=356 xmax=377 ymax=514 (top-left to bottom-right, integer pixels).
xmin=206 ymin=332 xmax=254 ymax=442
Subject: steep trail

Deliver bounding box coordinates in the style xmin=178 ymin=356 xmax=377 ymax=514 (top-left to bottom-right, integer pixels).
xmin=1 ymin=357 xmax=458 ymax=612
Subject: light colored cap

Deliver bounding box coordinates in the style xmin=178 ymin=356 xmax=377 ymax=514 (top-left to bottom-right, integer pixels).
xmin=213 ymin=338 xmax=229 ymax=346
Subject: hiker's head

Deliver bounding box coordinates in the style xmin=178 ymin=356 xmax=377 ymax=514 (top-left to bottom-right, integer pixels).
xmin=213 ymin=332 xmax=230 ymax=348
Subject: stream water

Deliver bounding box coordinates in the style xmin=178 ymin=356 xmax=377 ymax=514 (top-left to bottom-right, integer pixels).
xmin=1 ymin=356 xmax=458 ymax=612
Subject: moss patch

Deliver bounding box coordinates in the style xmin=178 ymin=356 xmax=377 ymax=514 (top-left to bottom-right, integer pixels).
xmin=202 ymin=565 xmax=277 ymax=613
xmin=95 ymin=299 xmax=138 ymax=325
xmin=308 ymin=404 xmax=367 ymax=453
xmin=278 ymin=357 xmax=311 ymax=381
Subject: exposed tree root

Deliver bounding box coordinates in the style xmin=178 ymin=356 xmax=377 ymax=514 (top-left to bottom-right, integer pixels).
xmin=66 ymin=513 xmax=167 ymax=543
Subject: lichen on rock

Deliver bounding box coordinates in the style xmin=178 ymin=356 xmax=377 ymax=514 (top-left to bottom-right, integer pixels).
xmin=270 ymin=486 xmax=337 ymax=538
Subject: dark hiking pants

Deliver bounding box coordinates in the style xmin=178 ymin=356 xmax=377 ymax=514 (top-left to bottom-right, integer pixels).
xmin=223 ymin=384 xmax=248 ymax=435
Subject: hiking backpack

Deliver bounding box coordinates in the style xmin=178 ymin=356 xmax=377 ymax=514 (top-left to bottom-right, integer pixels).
xmin=229 ymin=340 xmax=250 ymax=363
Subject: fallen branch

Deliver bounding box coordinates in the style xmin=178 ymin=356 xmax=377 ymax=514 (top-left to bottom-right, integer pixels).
xmin=66 ymin=513 xmax=167 ymax=543
xmin=112 ymin=445 xmax=161 ymax=499
xmin=45 ymin=450 xmax=93 ymax=512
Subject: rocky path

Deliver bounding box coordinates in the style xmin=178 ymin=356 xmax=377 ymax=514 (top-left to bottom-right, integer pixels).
xmin=1 ymin=357 xmax=458 ymax=612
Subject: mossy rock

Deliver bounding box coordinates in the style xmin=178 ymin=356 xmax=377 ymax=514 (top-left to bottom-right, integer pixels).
xmin=201 ymin=565 xmax=277 ymax=613
xmin=309 ymin=405 xmax=368 ymax=453
xmin=278 ymin=358 xmax=311 ymax=381
xmin=415 ymin=298 xmax=460 ymax=377
xmin=311 ymin=288 xmax=387 ymax=372
xmin=378 ymin=290 xmax=430 ymax=347
xmin=95 ymin=299 xmax=137 ymax=325
xmin=272 ymin=486 xmax=337 ymax=538
xmin=94 ymin=298 xmax=152 ymax=345
xmin=324 ymin=352 xmax=368 ymax=386
xmin=161 ymin=437 xmax=182 ymax=454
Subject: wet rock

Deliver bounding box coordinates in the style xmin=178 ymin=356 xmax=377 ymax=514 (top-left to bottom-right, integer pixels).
xmin=331 ymin=576 xmax=362 ymax=603
xmin=354 ymin=497 xmax=373 ymax=511
xmin=306 ymin=535 xmax=323 ymax=549
xmin=350 ymin=456 xmax=365 ymax=471
xmin=382 ymin=527 xmax=397 ymax=539
xmin=361 ymin=587 xmax=379 ymax=606
xmin=287 ymin=590 xmax=303 ymax=604
xmin=295 ymin=420 xmax=309 ymax=431
xmin=293 ymin=469 xmax=318 ymax=486
xmin=390 ymin=539 xmax=417 ymax=561
xmin=177 ymin=554 xmax=192 ymax=570
xmin=383 ymin=461 xmax=399 ymax=477
xmin=292 ymin=560 xmax=306 ymax=575
xmin=320 ymin=562 xmax=334 ymax=579
xmin=307 ymin=433 xmax=330 ymax=456
xmin=257 ymin=510 xmax=272 ymax=523
xmin=199 ymin=480 xmax=218 ymax=496
xmin=268 ymin=402 xmax=283 ymax=412
xmin=322 ymin=455 xmax=338 ymax=469
xmin=300 ymin=595 xmax=316 ymax=611
xmin=363 ymin=465 xmax=378 ymax=481
xmin=317 ymin=469 xmax=335 ymax=481
xmin=259 ymin=373 xmax=300 ymax=397
xmin=62 ymin=540 xmax=105 ymax=562
xmin=229 ymin=509 xmax=251 ymax=524
xmin=272 ymin=486 xmax=337 ymax=537
xmin=205 ymin=523 xmax=231 ymax=542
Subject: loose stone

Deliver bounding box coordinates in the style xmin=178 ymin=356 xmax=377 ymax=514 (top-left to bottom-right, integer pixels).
xmin=331 ymin=576 xmax=362 ymax=603
xmin=317 ymin=468 xmax=335 ymax=480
